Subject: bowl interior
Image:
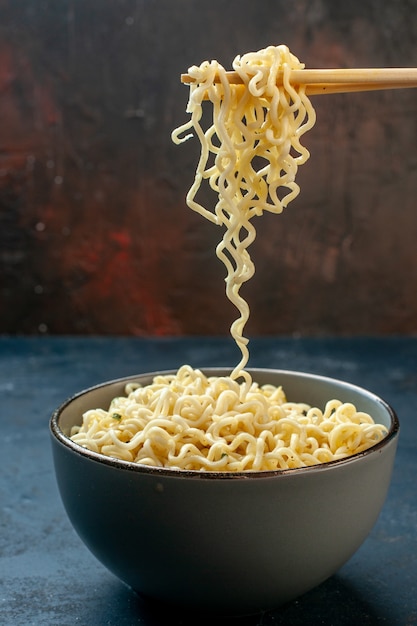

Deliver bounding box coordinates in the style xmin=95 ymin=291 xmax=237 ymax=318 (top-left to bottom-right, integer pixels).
xmin=52 ymin=367 xmax=398 ymax=464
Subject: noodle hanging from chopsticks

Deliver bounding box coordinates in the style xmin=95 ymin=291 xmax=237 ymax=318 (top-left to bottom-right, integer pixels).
xmin=172 ymin=45 xmax=316 ymax=383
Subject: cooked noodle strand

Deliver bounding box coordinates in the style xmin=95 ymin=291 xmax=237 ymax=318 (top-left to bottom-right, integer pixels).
xmin=172 ymin=46 xmax=316 ymax=379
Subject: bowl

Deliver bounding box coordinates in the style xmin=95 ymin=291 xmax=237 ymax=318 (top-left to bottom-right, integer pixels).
xmin=50 ymin=368 xmax=399 ymax=615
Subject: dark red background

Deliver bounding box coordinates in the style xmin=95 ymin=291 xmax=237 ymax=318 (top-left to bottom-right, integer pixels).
xmin=1 ymin=0 xmax=417 ymax=336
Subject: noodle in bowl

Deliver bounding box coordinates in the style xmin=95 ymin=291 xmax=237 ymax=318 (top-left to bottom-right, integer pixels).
xmin=50 ymin=367 xmax=399 ymax=614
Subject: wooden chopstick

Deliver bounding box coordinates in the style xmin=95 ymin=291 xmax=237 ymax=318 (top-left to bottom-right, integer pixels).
xmin=181 ymin=68 xmax=417 ymax=95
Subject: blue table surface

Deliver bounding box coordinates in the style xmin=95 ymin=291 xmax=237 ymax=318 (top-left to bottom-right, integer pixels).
xmin=1 ymin=335 xmax=416 ymax=626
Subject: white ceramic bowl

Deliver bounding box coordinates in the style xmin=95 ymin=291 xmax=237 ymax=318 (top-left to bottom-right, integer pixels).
xmin=50 ymin=368 xmax=399 ymax=615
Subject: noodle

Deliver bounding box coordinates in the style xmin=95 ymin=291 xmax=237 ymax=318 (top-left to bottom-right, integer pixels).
xmin=70 ymin=365 xmax=388 ymax=472
xmin=70 ymin=45 xmax=388 ymax=471
xmin=172 ymin=45 xmax=316 ymax=381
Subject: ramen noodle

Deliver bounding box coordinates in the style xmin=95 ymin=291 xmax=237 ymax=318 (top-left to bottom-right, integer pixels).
xmin=172 ymin=44 xmax=316 ymax=380
xmin=71 ymin=45 xmax=388 ymax=470
xmin=70 ymin=365 xmax=387 ymax=471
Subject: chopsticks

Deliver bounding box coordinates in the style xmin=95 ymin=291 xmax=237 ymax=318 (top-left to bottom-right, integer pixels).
xmin=180 ymin=68 xmax=417 ymax=95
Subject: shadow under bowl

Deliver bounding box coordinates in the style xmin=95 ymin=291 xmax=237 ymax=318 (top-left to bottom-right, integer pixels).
xmin=50 ymin=368 xmax=399 ymax=615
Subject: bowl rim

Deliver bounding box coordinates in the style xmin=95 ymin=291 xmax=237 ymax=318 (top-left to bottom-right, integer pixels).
xmin=50 ymin=367 xmax=400 ymax=480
